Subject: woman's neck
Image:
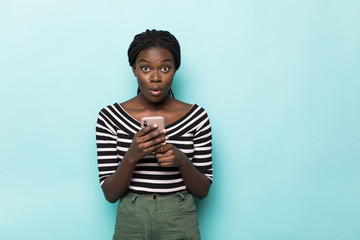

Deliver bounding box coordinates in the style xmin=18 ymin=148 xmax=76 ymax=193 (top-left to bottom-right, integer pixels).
xmin=135 ymin=94 xmax=174 ymax=111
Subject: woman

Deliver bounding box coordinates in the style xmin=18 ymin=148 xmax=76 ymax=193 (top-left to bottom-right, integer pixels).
xmin=96 ymin=29 xmax=213 ymax=240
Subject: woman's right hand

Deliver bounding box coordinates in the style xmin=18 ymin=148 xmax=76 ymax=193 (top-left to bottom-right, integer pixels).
xmin=101 ymin=124 xmax=167 ymax=202
xmin=125 ymin=124 xmax=168 ymax=164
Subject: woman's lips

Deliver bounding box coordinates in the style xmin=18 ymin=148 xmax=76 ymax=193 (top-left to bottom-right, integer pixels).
xmin=150 ymin=90 xmax=161 ymax=96
xmin=149 ymin=87 xmax=162 ymax=96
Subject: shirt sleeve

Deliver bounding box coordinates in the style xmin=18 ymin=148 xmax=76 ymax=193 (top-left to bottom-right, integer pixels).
xmin=96 ymin=108 xmax=118 ymax=186
xmin=192 ymin=109 xmax=213 ymax=183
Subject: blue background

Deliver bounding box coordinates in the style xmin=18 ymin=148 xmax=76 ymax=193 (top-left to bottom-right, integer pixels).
xmin=1 ymin=0 xmax=359 ymax=239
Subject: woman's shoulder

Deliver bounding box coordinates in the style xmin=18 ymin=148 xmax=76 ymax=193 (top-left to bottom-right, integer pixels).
xmin=118 ymin=96 xmax=137 ymax=109
xmin=98 ymin=102 xmax=119 ymax=114
xmin=170 ymin=99 xmax=210 ymax=115
xmin=170 ymin=99 xmax=193 ymax=111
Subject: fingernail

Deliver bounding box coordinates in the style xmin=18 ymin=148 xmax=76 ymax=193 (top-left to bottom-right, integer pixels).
xmin=162 ymin=129 xmax=167 ymax=133
xmin=165 ymin=136 xmax=169 ymax=140
xmin=153 ymin=124 xmax=158 ymax=128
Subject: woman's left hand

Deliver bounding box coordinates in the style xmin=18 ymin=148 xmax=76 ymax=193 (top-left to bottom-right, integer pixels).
xmin=155 ymin=143 xmax=211 ymax=199
xmin=155 ymin=144 xmax=186 ymax=168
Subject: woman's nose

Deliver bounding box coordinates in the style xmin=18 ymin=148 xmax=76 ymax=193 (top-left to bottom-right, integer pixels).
xmin=151 ymin=70 xmax=161 ymax=82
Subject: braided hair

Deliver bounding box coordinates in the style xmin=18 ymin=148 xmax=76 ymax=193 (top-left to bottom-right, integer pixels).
xmin=128 ymin=29 xmax=181 ymax=97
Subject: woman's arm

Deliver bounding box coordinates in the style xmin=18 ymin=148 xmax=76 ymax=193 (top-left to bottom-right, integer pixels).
xmin=101 ymin=125 xmax=168 ymax=203
xmin=155 ymin=145 xmax=211 ymax=199
xmin=100 ymin=155 xmax=137 ymax=203
xmin=177 ymin=152 xmax=211 ymax=199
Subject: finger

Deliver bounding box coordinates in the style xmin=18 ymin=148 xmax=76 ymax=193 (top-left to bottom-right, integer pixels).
xmin=158 ymin=162 xmax=175 ymax=168
xmin=138 ymin=129 xmax=167 ymax=144
xmin=140 ymin=137 xmax=167 ymax=154
xmin=157 ymin=157 xmax=177 ymax=167
xmin=137 ymin=124 xmax=167 ymax=138
xmin=135 ymin=131 xmax=166 ymax=151
xmin=143 ymin=135 xmax=168 ymax=149
xmin=155 ymin=145 xmax=174 ymax=157
xmin=151 ymin=141 xmax=168 ymax=154
xmin=154 ymin=143 xmax=172 ymax=154
xmin=155 ymin=152 xmax=169 ymax=160
xmin=136 ymin=124 xmax=159 ymax=137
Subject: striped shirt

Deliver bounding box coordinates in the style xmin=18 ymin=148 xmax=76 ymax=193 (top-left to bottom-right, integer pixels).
xmin=96 ymin=103 xmax=213 ymax=194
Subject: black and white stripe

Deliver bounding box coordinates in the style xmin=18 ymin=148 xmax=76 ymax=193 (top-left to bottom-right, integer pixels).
xmin=96 ymin=103 xmax=213 ymax=194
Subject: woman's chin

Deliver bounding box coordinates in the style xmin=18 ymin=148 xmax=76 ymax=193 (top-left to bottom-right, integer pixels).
xmin=144 ymin=94 xmax=170 ymax=104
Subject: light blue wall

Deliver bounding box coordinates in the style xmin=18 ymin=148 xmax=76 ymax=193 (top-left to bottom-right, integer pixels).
xmin=1 ymin=0 xmax=359 ymax=239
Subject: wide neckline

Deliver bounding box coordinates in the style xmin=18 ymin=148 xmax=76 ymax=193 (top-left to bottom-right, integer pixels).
xmin=116 ymin=103 xmax=197 ymax=129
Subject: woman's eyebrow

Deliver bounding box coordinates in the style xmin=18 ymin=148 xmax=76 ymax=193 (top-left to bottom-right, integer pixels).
xmin=138 ymin=59 xmax=150 ymax=63
xmin=162 ymin=59 xmax=172 ymax=62
xmin=138 ymin=59 xmax=173 ymax=63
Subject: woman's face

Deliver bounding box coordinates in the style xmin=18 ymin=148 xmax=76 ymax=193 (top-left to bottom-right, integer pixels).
xmin=133 ymin=47 xmax=175 ymax=103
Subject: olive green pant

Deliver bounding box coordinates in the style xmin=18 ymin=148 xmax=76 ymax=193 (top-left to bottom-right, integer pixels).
xmin=113 ymin=191 xmax=201 ymax=240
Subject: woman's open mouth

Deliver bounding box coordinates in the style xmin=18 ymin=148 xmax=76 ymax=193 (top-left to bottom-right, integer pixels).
xmin=149 ymin=87 xmax=162 ymax=96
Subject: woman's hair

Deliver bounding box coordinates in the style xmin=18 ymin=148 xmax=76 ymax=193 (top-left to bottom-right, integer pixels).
xmin=128 ymin=29 xmax=181 ymax=70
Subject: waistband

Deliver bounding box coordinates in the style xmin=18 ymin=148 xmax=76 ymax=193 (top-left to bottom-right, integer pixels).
xmin=125 ymin=190 xmax=190 ymax=201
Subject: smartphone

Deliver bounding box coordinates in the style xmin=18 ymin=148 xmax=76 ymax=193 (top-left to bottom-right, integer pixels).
xmin=141 ymin=116 xmax=165 ymax=130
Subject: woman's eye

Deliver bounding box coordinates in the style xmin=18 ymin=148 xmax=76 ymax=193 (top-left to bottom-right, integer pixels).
xmin=142 ymin=66 xmax=150 ymax=72
xmin=161 ymin=66 xmax=169 ymax=72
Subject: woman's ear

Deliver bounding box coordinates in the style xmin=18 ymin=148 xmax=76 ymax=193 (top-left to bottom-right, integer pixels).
xmin=132 ymin=66 xmax=137 ymax=77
